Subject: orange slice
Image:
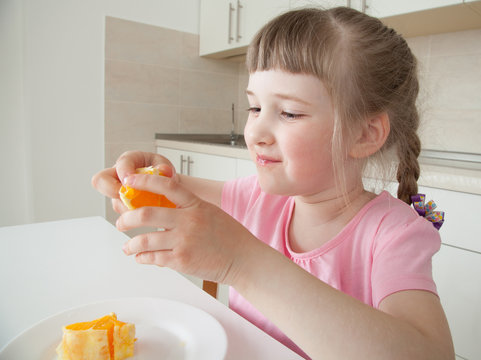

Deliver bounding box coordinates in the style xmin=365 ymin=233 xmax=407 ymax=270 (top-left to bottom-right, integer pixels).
xmin=119 ymin=166 xmax=176 ymax=209
xmin=56 ymin=312 xmax=136 ymax=360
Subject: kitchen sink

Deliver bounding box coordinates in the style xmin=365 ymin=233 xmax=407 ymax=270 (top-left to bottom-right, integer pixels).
xmin=155 ymin=133 xmax=247 ymax=148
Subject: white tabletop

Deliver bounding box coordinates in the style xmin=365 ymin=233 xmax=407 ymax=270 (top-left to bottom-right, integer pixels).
xmin=0 ymin=216 xmax=302 ymax=359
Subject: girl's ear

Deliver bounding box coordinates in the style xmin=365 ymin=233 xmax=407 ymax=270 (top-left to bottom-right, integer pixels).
xmin=349 ymin=112 xmax=390 ymax=159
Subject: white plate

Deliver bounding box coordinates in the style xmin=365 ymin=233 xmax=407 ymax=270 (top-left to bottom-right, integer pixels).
xmin=0 ymin=297 xmax=227 ymax=360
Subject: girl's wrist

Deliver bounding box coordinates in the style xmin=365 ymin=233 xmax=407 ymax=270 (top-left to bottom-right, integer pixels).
xmin=223 ymin=232 xmax=261 ymax=288
xmin=226 ymin=234 xmax=283 ymax=292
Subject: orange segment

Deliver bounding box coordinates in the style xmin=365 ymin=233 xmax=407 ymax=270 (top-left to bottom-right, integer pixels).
xmin=57 ymin=313 xmax=136 ymax=360
xmin=119 ymin=166 xmax=176 ymax=209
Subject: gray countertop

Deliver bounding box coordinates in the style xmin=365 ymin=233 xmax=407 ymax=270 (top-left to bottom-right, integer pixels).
xmin=155 ymin=133 xmax=251 ymax=160
xmin=155 ymin=133 xmax=246 ymax=149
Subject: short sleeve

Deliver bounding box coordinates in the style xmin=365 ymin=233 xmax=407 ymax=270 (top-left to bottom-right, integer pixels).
xmin=371 ymin=214 xmax=441 ymax=308
xmin=221 ymin=175 xmax=260 ymax=222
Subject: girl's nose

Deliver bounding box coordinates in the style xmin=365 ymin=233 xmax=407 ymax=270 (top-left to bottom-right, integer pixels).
xmin=245 ymin=112 xmax=275 ymax=146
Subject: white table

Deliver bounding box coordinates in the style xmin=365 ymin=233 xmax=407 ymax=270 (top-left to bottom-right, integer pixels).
xmin=0 ymin=216 xmax=302 ymax=359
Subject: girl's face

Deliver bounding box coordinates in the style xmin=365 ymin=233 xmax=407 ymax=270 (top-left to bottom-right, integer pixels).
xmin=244 ymin=70 xmax=338 ymax=198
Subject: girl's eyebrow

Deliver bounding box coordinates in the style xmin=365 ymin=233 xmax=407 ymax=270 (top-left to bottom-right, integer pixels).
xmin=245 ymin=89 xmax=311 ymax=106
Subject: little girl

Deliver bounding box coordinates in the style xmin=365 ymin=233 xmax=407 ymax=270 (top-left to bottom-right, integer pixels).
xmin=93 ymin=7 xmax=454 ymax=359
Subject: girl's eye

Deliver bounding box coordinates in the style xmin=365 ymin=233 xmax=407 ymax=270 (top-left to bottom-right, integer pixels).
xmin=247 ymin=107 xmax=261 ymax=115
xmin=281 ymin=111 xmax=303 ymax=120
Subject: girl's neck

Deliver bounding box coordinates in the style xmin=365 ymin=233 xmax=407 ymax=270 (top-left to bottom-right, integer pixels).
xmin=289 ymin=184 xmax=375 ymax=253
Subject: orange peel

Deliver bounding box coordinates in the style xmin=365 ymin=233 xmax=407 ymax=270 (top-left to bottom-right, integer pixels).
xmin=119 ymin=166 xmax=176 ymax=209
xmin=56 ymin=312 xmax=136 ymax=360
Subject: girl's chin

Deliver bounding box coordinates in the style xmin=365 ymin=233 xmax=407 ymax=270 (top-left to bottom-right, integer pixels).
xmin=257 ymin=176 xmax=294 ymax=196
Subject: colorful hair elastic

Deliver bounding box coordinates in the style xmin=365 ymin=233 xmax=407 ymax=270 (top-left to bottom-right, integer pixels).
xmin=411 ymin=194 xmax=445 ymax=230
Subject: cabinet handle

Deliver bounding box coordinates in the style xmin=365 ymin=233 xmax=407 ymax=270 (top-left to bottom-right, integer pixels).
xmin=228 ymin=2 xmax=235 ymax=44
xmin=362 ymin=0 xmax=368 ymax=13
xmin=236 ymin=0 xmax=243 ymax=42
xmin=187 ymin=156 xmax=194 ymax=176
xmin=180 ymin=155 xmax=187 ymax=174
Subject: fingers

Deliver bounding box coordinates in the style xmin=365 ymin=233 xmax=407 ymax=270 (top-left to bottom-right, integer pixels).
xmin=116 ymin=206 xmax=175 ymax=231
xmin=91 ymin=167 xmax=121 ymax=199
xmin=135 ymin=251 xmax=171 ymax=266
xmin=112 ymin=198 xmax=128 ymax=214
xmin=115 ymin=151 xmax=176 ymax=184
xmin=123 ymin=173 xmax=199 ymax=209
xmin=124 ymin=232 xmax=176 ymax=268
xmin=92 ymin=150 xmax=178 ymax=213
xmin=114 ymin=151 xmax=146 ymax=182
xmin=123 ymin=231 xmax=175 ymax=255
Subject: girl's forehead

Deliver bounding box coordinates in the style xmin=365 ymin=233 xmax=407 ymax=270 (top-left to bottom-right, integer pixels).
xmin=247 ymin=70 xmax=331 ymax=103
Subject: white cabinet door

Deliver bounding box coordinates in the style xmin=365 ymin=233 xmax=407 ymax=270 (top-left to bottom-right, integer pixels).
xmin=236 ymin=158 xmax=257 ymax=178
xmin=290 ymin=0 xmax=462 ymax=17
xmin=365 ymin=0 xmax=461 ymax=18
xmin=200 ymin=0 xmax=289 ymax=57
xmin=157 ymin=147 xmax=183 ymax=173
xmin=290 ymin=0 xmax=350 ymax=9
xmin=187 ymin=151 xmax=237 ymax=181
xmin=199 ymin=0 xmax=237 ymax=56
xmin=241 ymin=0 xmax=290 ymax=47
xmin=433 ymin=244 xmax=481 ymax=360
xmin=157 ymin=147 xmax=237 ymax=181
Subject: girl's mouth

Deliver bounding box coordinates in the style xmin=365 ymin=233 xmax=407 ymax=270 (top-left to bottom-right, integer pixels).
xmin=256 ymin=154 xmax=280 ymax=166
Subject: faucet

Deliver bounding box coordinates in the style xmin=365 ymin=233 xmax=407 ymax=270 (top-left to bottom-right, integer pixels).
xmin=230 ymin=103 xmax=238 ymax=145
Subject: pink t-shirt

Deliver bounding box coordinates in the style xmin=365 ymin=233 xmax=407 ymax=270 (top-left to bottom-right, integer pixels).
xmin=221 ymin=175 xmax=440 ymax=358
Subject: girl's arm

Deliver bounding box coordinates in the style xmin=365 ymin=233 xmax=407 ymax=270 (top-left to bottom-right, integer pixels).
xmin=232 ymin=240 xmax=454 ymax=360
xmin=177 ymin=174 xmax=224 ymax=207
xmin=115 ymin=166 xmax=454 ymax=360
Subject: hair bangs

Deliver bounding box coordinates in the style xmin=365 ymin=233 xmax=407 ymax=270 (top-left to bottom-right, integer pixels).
xmin=246 ymin=9 xmax=333 ymax=79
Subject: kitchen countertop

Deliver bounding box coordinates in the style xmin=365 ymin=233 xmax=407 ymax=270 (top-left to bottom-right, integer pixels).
xmin=155 ymin=133 xmax=251 ymax=161
xmin=155 ymin=133 xmax=481 ymax=195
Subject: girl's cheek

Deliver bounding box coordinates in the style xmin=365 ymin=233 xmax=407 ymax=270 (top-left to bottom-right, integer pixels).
xmin=243 ymin=120 xmax=256 ymax=148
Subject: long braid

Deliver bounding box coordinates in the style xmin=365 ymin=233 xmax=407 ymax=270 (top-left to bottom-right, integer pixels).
xmin=396 ymin=133 xmax=421 ymax=204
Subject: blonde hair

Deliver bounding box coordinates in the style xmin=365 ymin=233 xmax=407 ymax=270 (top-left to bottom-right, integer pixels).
xmin=246 ymin=7 xmax=420 ymax=204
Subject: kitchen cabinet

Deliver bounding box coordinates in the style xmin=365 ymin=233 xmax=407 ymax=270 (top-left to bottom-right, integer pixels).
xmin=365 ymin=0 xmax=461 ymax=18
xmin=290 ymin=0 xmax=462 ymax=17
xmin=236 ymin=157 xmax=257 ymax=178
xmin=157 ymin=146 xmax=257 ymax=180
xmin=290 ymin=0 xmax=354 ymax=9
xmin=157 ymin=147 xmax=237 ymax=181
xmin=199 ymin=0 xmax=290 ymax=57
xmin=200 ymin=0 xmax=481 ymax=57
xmin=433 ymin=244 xmax=481 ymax=360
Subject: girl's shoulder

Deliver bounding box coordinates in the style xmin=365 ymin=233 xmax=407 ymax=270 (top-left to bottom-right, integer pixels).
xmin=367 ymin=191 xmax=418 ymax=219
xmin=360 ymin=191 xmax=439 ymax=239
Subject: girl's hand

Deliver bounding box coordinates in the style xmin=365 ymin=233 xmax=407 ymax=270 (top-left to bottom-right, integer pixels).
xmin=116 ymin=172 xmax=254 ymax=285
xmin=91 ymin=151 xmax=176 ymax=214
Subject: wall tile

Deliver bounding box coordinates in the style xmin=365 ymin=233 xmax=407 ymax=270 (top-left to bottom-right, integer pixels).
xmin=105 ymin=17 xmax=242 ymax=176
xmin=426 ymin=54 xmax=481 ymax=111
xmin=420 ymin=109 xmax=481 ymax=153
xmin=429 ymin=29 xmax=481 ymax=57
xmin=105 ymin=141 xmax=156 ymax=168
xmin=181 ymin=32 xmax=239 ymax=74
xmin=105 ymin=17 xmax=182 ymax=67
xmin=105 ymin=101 xmax=179 ymax=143
xmin=409 ymin=29 xmax=481 ymax=155
xmin=106 ymin=60 xmax=180 ymax=104
xmin=179 ymin=107 xmax=232 ymax=133
xmin=180 ymin=69 xmax=238 ymax=109
xmin=406 ymin=35 xmax=432 ymax=59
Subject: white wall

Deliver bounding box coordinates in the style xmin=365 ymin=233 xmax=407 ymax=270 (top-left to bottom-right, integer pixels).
xmin=0 ymin=0 xmax=200 ymax=226
xmin=0 ymin=0 xmax=32 ymax=226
